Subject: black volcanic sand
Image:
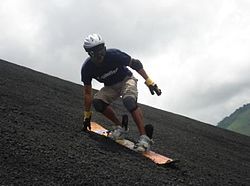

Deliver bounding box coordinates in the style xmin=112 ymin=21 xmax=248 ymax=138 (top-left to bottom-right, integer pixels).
xmin=1 ymin=59 xmax=250 ymax=185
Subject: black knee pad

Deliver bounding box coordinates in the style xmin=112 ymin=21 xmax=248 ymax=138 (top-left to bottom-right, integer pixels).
xmin=123 ymin=96 xmax=138 ymax=112
xmin=93 ymin=99 xmax=108 ymax=113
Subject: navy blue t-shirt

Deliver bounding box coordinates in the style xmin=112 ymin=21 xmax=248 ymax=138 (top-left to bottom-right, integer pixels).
xmin=81 ymin=49 xmax=133 ymax=86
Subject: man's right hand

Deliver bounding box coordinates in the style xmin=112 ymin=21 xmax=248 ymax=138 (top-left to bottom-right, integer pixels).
xmin=83 ymin=111 xmax=92 ymax=131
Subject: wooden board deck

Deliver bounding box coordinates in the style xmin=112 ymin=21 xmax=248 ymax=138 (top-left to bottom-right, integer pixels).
xmin=90 ymin=122 xmax=177 ymax=165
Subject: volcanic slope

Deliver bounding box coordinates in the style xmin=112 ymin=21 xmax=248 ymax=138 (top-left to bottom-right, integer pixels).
xmin=0 ymin=59 xmax=250 ymax=185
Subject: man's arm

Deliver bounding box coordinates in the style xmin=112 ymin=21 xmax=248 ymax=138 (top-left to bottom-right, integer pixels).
xmin=84 ymin=84 xmax=92 ymax=112
xmin=137 ymin=68 xmax=149 ymax=81
xmin=129 ymin=58 xmax=150 ymax=80
xmin=82 ymin=84 xmax=93 ymax=131
xmin=129 ymin=58 xmax=162 ymax=96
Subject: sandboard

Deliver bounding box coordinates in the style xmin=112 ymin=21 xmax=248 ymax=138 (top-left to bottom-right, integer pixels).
xmin=90 ymin=121 xmax=177 ymax=165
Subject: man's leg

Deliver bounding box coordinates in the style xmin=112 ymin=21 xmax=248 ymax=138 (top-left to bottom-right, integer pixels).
xmin=103 ymin=105 xmax=122 ymax=126
xmin=123 ymin=96 xmax=145 ymax=135
xmin=121 ymin=76 xmax=146 ymax=134
xmin=93 ymin=99 xmax=122 ymax=126
xmin=93 ymin=98 xmax=128 ymax=140
xmin=93 ymin=85 xmax=124 ymax=126
xmin=131 ymin=107 xmax=146 ymax=135
xmin=122 ymin=76 xmax=153 ymax=151
xmin=123 ymin=95 xmax=153 ymax=151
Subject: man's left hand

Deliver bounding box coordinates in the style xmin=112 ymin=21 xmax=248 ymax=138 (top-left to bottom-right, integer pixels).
xmin=145 ymin=78 xmax=162 ymax=96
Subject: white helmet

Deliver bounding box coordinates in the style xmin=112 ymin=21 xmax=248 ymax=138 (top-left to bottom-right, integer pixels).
xmin=83 ymin=33 xmax=105 ymax=52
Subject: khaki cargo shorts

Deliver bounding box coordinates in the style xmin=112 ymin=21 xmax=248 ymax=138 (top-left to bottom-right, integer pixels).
xmin=94 ymin=76 xmax=138 ymax=104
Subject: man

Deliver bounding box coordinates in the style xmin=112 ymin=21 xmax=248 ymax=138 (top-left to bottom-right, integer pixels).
xmin=81 ymin=33 xmax=161 ymax=152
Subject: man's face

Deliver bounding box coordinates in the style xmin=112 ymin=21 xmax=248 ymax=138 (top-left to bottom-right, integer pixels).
xmin=89 ymin=47 xmax=106 ymax=65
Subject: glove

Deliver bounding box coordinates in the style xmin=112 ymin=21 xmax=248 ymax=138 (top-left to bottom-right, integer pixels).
xmin=145 ymin=78 xmax=162 ymax=96
xmin=83 ymin=111 xmax=92 ymax=131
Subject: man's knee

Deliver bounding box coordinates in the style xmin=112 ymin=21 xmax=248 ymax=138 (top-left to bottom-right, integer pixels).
xmin=93 ymin=99 xmax=108 ymax=113
xmin=123 ymin=96 xmax=138 ymax=112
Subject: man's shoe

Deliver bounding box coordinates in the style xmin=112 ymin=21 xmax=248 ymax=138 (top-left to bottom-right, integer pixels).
xmin=108 ymin=125 xmax=128 ymax=140
xmin=134 ymin=135 xmax=153 ymax=152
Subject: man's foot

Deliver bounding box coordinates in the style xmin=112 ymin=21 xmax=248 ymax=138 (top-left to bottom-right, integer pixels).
xmin=108 ymin=125 xmax=128 ymax=140
xmin=134 ymin=135 xmax=154 ymax=152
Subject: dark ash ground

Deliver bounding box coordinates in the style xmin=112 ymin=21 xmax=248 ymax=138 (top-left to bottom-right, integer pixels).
xmin=1 ymin=59 xmax=250 ymax=185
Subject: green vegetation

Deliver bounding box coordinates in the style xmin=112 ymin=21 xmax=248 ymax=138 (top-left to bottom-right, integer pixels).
xmin=218 ymin=103 xmax=250 ymax=136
